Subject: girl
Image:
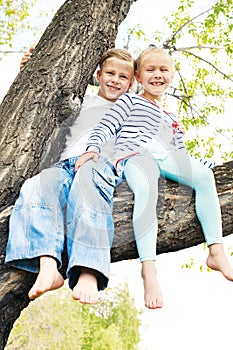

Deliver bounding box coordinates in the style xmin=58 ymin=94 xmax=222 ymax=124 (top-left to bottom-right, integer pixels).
xmin=76 ymin=47 xmax=233 ymax=309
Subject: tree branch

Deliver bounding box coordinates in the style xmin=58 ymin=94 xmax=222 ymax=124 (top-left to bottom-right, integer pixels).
xmin=175 ymin=45 xmax=225 ymax=51
xmin=178 ymin=49 xmax=233 ymax=82
xmin=163 ymin=6 xmax=213 ymax=49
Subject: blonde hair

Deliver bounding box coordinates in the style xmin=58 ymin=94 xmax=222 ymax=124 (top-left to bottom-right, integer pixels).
xmin=99 ymin=48 xmax=136 ymax=71
xmin=136 ymin=47 xmax=174 ymax=72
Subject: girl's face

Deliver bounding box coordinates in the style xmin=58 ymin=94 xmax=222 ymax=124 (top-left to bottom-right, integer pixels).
xmin=136 ymin=51 xmax=174 ymax=102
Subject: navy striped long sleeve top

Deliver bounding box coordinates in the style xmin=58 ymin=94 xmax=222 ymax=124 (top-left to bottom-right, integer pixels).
xmin=86 ymin=93 xmax=186 ymax=170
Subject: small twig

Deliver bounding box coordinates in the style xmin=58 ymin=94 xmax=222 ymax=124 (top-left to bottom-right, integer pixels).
xmin=175 ymin=45 xmax=225 ymax=51
xmin=164 ymin=6 xmax=213 ymax=48
xmin=181 ymin=49 xmax=233 ymax=82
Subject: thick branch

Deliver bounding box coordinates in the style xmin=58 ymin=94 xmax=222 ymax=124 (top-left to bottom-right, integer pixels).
xmin=111 ymin=161 xmax=233 ymax=260
xmin=0 ymin=0 xmax=136 ymax=347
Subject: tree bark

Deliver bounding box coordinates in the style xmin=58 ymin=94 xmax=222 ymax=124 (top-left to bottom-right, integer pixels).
xmin=1 ymin=161 xmax=232 ymax=349
xmin=0 ymin=0 xmax=232 ymax=348
xmin=112 ymin=161 xmax=233 ymax=260
xmin=0 ymin=0 xmax=136 ymax=347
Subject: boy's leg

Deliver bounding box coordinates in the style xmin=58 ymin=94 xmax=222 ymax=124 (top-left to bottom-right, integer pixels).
xmin=5 ymin=165 xmax=68 ymax=270
xmin=158 ymin=152 xmax=233 ymax=281
xmin=66 ymin=157 xmax=119 ymax=304
xmin=123 ymin=155 xmax=163 ymax=309
xmin=5 ymin=161 xmax=73 ymax=298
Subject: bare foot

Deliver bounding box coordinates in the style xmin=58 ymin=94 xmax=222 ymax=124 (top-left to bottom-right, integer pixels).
xmin=28 ymin=256 xmax=64 ymax=300
xmin=72 ymin=268 xmax=99 ymax=304
xmin=206 ymin=243 xmax=233 ymax=281
xmin=141 ymin=261 xmax=163 ymax=309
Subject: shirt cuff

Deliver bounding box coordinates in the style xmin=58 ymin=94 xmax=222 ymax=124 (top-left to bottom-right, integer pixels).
xmin=86 ymin=145 xmax=100 ymax=153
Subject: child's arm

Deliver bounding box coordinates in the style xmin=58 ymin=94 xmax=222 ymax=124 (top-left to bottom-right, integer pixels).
xmin=165 ymin=111 xmax=186 ymax=135
xmin=86 ymin=94 xmax=132 ymax=149
xmin=75 ymin=94 xmax=132 ymax=171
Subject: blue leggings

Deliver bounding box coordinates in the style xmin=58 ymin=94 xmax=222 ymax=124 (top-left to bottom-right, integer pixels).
xmin=123 ymin=152 xmax=222 ymax=262
xmin=123 ymin=155 xmax=160 ymax=262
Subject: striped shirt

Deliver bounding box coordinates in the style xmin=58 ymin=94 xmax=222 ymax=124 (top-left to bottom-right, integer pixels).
xmin=86 ymin=93 xmax=186 ymax=171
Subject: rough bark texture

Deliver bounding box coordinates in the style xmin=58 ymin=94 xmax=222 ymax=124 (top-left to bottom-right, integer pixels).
xmin=0 ymin=0 xmax=232 ymax=348
xmin=0 ymin=0 xmax=136 ymax=348
xmin=112 ymin=161 xmax=233 ymax=260
xmin=0 ymin=0 xmax=135 ymax=209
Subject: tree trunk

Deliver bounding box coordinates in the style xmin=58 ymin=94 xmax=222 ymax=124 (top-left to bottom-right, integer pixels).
xmin=0 ymin=0 xmax=136 ymax=347
xmin=0 ymin=0 xmax=232 ymax=348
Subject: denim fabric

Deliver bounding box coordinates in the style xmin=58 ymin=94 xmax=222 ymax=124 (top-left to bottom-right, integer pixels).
xmin=66 ymin=158 xmax=121 ymax=290
xmin=5 ymin=156 xmax=121 ymax=290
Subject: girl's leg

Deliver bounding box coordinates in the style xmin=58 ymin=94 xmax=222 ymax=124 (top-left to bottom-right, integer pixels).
xmin=158 ymin=153 xmax=233 ymax=281
xmin=124 ymin=155 xmax=159 ymax=261
xmin=123 ymin=155 xmax=163 ymax=309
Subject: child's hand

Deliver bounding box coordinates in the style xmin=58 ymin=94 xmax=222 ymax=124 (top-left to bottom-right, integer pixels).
xmin=176 ymin=120 xmax=186 ymax=135
xmin=75 ymin=151 xmax=99 ymax=172
xmin=20 ymin=47 xmax=34 ymax=70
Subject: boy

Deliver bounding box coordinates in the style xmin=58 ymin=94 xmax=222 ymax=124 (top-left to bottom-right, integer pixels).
xmin=5 ymin=48 xmax=135 ymax=304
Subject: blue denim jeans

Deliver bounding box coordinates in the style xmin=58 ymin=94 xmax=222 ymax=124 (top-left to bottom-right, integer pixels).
xmin=5 ymin=156 xmax=121 ymax=290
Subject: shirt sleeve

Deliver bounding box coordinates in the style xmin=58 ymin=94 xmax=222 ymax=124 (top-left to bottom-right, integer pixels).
xmin=86 ymin=93 xmax=132 ymax=153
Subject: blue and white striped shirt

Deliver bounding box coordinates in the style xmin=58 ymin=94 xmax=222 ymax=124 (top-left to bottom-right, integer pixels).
xmin=86 ymin=93 xmax=186 ymax=170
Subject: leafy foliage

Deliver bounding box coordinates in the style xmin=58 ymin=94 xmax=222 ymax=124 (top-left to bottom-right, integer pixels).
xmin=1 ymin=0 xmax=232 ymax=160
xmin=163 ymin=0 xmax=233 ymax=159
xmin=125 ymin=0 xmax=233 ymax=161
xmin=0 ymin=0 xmax=38 ymax=53
xmin=5 ymin=283 xmax=141 ymax=350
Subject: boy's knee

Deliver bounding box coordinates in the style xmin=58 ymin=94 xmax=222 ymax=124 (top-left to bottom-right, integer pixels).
xmin=77 ymin=158 xmax=115 ymax=205
xmin=20 ymin=175 xmax=40 ymax=197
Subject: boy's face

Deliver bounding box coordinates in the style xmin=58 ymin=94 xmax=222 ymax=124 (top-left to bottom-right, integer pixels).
xmin=136 ymin=51 xmax=174 ymax=102
xmin=97 ymin=57 xmax=134 ymax=102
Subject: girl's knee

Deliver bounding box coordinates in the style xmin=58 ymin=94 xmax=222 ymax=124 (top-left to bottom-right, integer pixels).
xmin=194 ymin=166 xmax=216 ymax=189
xmin=201 ymin=167 xmax=214 ymax=182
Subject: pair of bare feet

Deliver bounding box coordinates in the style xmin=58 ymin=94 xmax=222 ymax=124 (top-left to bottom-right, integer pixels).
xmin=28 ymin=244 xmax=233 ymax=309
xmin=28 ymin=256 xmax=163 ymax=309
xmin=28 ymin=257 xmax=98 ymax=304
xmin=141 ymin=243 xmax=233 ymax=309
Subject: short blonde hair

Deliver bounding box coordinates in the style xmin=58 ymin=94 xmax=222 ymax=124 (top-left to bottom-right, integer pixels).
xmin=136 ymin=47 xmax=174 ymax=72
xmin=99 ymin=48 xmax=136 ymax=71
